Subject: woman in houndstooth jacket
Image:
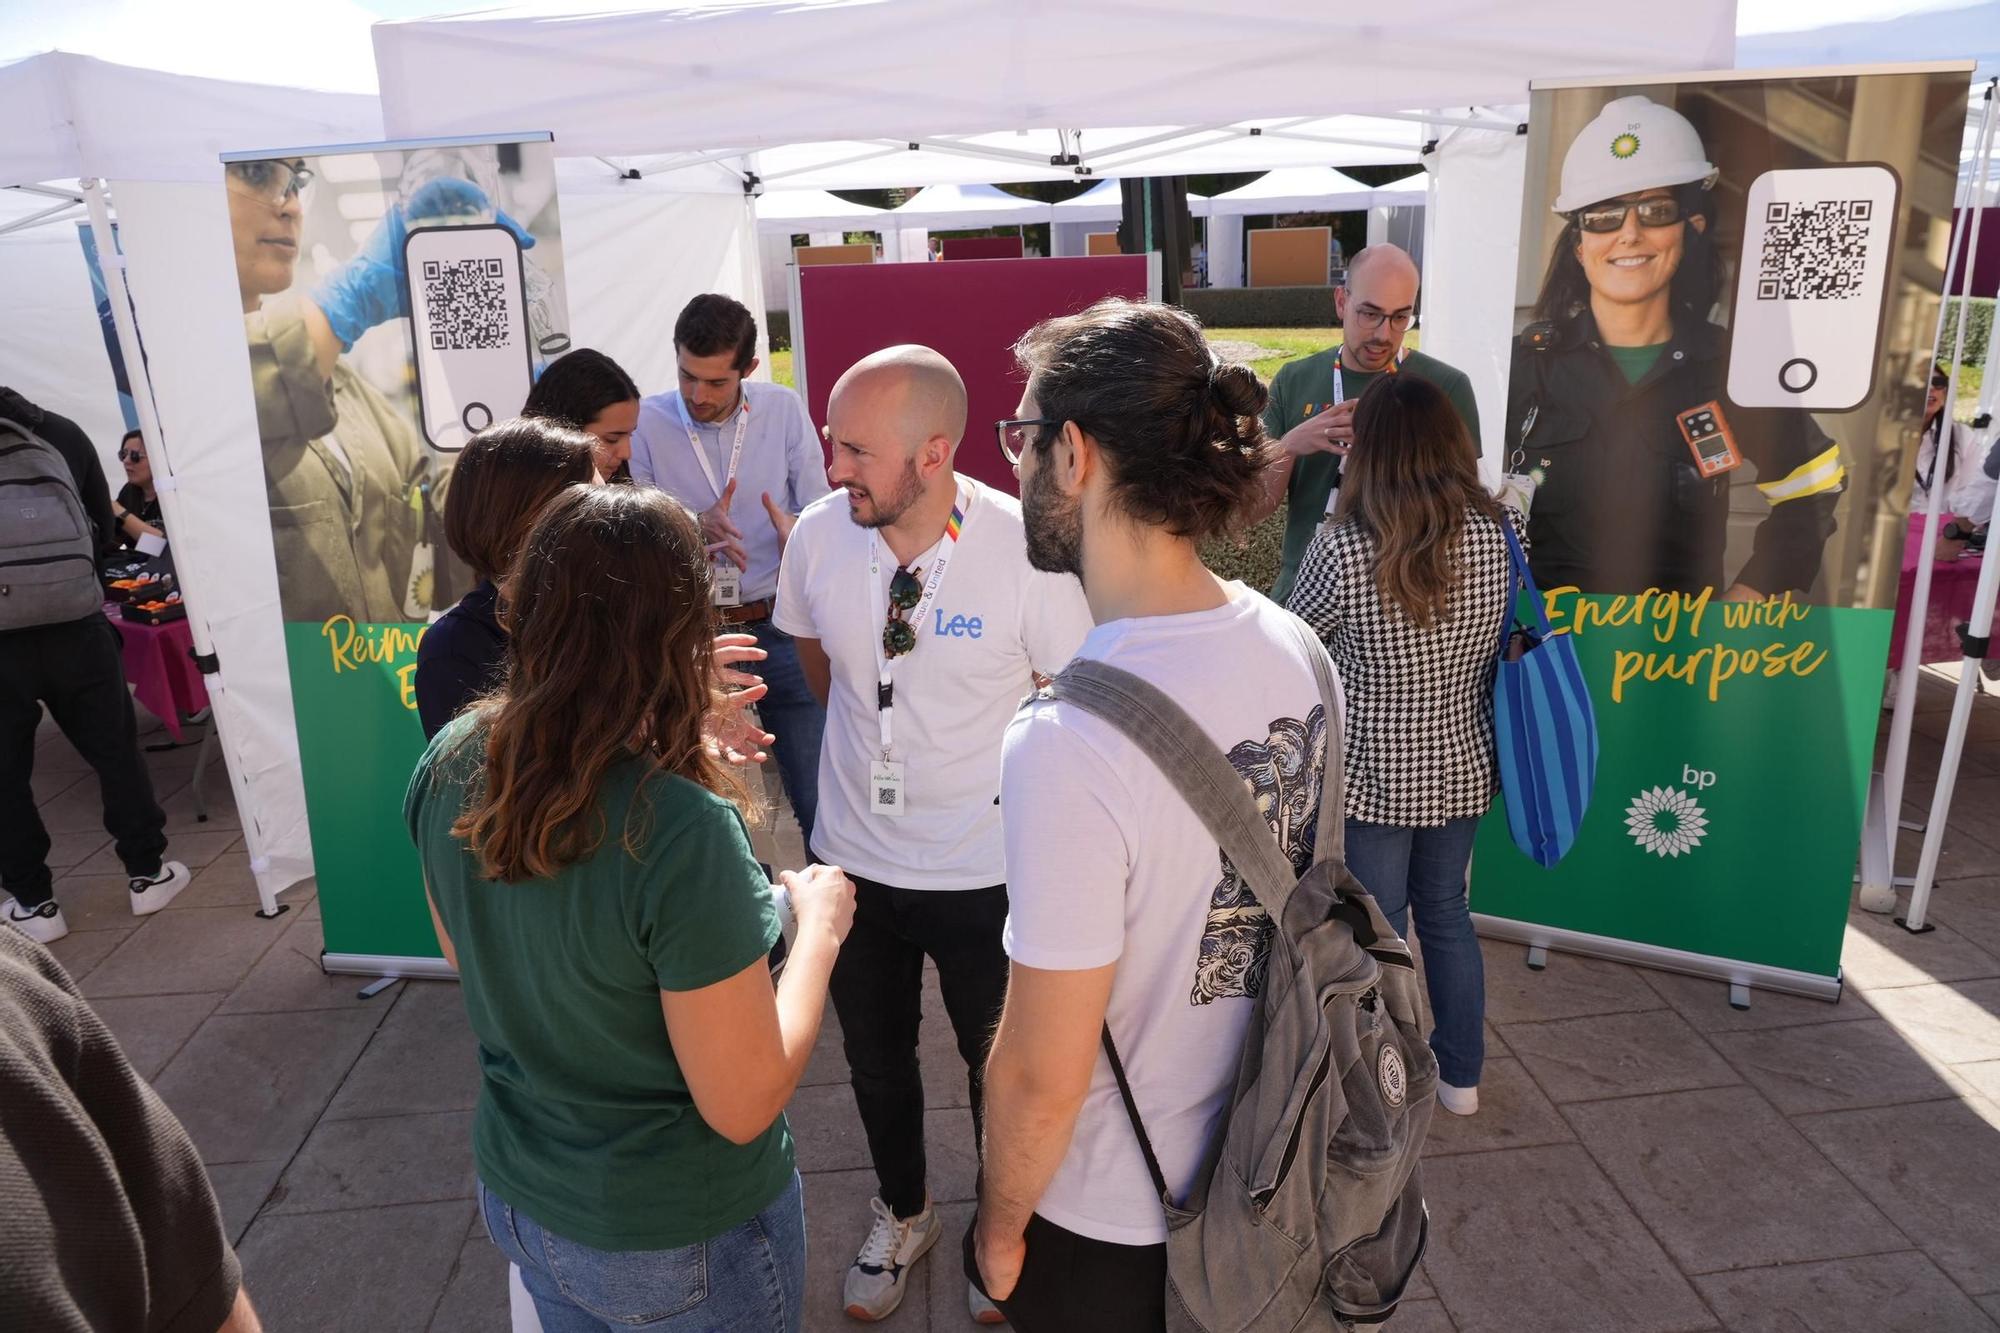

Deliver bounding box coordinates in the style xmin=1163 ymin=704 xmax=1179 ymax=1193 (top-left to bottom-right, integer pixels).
xmin=1287 ymin=373 xmax=1522 ymax=1119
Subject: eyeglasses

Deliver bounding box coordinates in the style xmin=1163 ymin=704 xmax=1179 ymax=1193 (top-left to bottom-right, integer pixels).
xmin=1574 ymin=197 xmax=1686 ymax=234
xmin=995 ymin=418 xmax=1059 ymax=467
xmin=117 ymin=449 xmax=146 ymax=463
xmin=1344 ymin=304 xmax=1414 ymax=333
xmin=226 ymin=160 xmax=315 ymax=206
xmin=882 ymin=566 xmax=924 ymax=659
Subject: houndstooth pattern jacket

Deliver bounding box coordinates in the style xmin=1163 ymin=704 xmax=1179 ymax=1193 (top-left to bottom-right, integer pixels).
xmin=1286 ymin=506 xmax=1525 ymax=827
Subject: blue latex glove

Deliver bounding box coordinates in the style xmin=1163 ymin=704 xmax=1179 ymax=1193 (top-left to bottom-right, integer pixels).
xmin=310 ymin=177 xmax=535 ymax=350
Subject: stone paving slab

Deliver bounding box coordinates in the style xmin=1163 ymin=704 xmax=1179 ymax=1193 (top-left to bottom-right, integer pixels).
xmin=1498 ymin=1008 xmax=1741 ymax=1104
xmin=1691 ymin=1250 xmax=1999 ymax=1332
xmin=90 ymin=991 xmax=226 ymax=1081
xmin=1477 ymin=939 xmax=1666 ymax=1025
xmin=324 ymin=979 xmax=482 ymax=1119
xmin=1709 ymin=1017 xmax=1975 ymax=1114
xmin=81 ymin=905 xmax=292 ymax=998
xmin=234 ymin=1200 xmax=472 ymax=1333
xmin=267 ymin=1110 xmax=476 ymax=1216
xmin=152 ymin=1007 xmax=385 ymax=1164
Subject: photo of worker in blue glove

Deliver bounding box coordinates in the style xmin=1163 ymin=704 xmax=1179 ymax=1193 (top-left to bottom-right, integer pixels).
xmin=229 ymin=141 xmax=565 ymax=624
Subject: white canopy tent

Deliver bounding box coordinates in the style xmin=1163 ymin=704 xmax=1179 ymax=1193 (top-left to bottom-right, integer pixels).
xmin=1369 ymin=171 xmax=1432 ymax=209
xmin=754 ymin=188 xmax=891 ymax=236
xmin=889 ymin=182 xmax=1053 ymax=232
xmin=1050 ymin=178 xmax=1214 ymax=224
xmin=1205 ymin=166 xmax=1384 ymax=216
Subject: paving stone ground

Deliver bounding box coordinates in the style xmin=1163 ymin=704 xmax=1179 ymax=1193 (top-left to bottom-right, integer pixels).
xmin=22 ymin=668 xmax=2000 ymax=1330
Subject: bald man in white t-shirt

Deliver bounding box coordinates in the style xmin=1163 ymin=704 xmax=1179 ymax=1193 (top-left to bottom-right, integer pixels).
xmin=773 ymin=346 xmax=1092 ymax=1324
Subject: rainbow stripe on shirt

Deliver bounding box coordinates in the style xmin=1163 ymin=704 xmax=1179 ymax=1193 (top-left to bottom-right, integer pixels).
xmin=945 ymin=505 xmax=964 ymax=541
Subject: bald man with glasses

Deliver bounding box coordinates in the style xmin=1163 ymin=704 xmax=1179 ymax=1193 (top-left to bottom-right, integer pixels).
xmin=1247 ymin=244 xmax=1483 ymax=604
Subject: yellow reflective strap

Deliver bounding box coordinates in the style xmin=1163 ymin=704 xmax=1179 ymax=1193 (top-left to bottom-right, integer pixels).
xmin=1757 ymin=444 xmax=1846 ymax=504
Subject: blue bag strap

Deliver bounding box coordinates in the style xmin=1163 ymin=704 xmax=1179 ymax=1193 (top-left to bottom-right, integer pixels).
xmin=1496 ymin=515 xmax=1555 ymax=648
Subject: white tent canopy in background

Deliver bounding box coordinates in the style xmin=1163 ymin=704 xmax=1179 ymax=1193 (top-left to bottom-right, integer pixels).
xmin=888 ymin=182 xmax=1051 ymax=231
xmin=1206 ymin=166 xmax=1384 ymax=216
xmin=1050 ymin=178 xmax=1214 ymax=224
xmin=1369 ymin=171 xmax=1433 ymax=209
xmin=754 ymin=188 xmax=890 ymax=235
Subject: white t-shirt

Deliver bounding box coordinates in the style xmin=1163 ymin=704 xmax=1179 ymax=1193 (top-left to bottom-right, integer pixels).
xmin=1001 ymin=585 xmax=1337 ymax=1245
xmin=774 ymin=476 xmax=1093 ymax=889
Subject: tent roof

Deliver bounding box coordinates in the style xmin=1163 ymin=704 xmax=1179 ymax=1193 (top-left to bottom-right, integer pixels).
xmin=1049 ymin=178 xmax=1212 ymax=222
xmin=754 ymin=187 xmax=889 ymax=234
xmin=891 ymin=182 xmax=1052 ymax=230
xmin=1206 ymin=167 xmax=1381 ymax=216
xmin=1369 ymin=171 xmax=1431 ymax=209
xmin=373 ymin=0 xmax=1735 ymax=156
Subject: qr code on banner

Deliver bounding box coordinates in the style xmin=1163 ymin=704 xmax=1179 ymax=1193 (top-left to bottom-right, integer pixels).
xmin=1755 ymin=199 xmax=1873 ymax=301
xmin=421 ymin=257 xmax=512 ymax=350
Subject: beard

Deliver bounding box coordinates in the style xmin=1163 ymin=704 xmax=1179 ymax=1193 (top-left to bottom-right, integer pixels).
xmin=1021 ymin=460 xmax=1084 ymax=577
xmin=846 ymin=458 xmax=926 ymax=530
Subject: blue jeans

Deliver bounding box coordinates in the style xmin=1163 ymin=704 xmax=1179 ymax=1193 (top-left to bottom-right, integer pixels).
xmin=1343 ymin=816 xmax=1485 ymax=1089
xmin=747 ymin=621 xmax=824 ymax=849
xmin=479 ymin=1173 xmax=805 ymax=1333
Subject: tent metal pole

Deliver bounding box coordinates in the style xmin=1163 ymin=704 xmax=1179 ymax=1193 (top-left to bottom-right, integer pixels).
xmin=1366 ymin=109 xmax=1519 ymax=133
xmin=1901 ymin=81 xmax=2000 ymax=934
xmin=5 ymin=182 xmax=86 ymax=202
xmin=1248 ymin=127 xmax=1430 ymax=153
xmin=1089 ymin=130 xmax=1245 ymax=173
xmin=882 ymin=136 xmax=1075 ymax=170
xmin=0 ymin=199 xmax=85 ymax=235
xmin=1862 ymin=80 xmax=1997 ymax=913
xmin=79 ymin=178 xmax=284 ymax=919
xmin=757 ymin=146 xmax=904 ymax=185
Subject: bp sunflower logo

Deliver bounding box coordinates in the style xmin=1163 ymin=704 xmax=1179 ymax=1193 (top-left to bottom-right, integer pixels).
xmin=1625 ymin=785 xmax=1708 ymax=858
xmin=1610 ymin=132 xmax=1641 ymax=159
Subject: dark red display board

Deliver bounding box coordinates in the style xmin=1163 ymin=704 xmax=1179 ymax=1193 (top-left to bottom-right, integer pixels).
xmin=796 ymin=255 xmax=1151 ymax=495
xmin=939 ymin=235 xmax=1024 ymax=261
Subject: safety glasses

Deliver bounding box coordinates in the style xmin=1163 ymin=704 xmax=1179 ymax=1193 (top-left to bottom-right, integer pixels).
xmin=226 ymin=160 xmax=315 ymax=207
xmin=995 ymin=418 xmax=1059 ymax=467
xmin=1575 ymin=196 xmax=1685 ymax=234
xmin=882 ymin=566 xmax=923 ymax=659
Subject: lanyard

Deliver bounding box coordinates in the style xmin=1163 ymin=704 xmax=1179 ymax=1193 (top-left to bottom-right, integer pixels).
xmin=868 ymin=484 xmax=969 ymax=760
xmin=1330 ymin=343 xmax=1402 ymax=406
xmin=675 ymin=393 xmax=750 ymax=501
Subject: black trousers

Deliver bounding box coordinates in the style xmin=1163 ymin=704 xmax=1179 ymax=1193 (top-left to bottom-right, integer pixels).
xmin=0 ymin=615 xmax=167 ymax=908
xmin=962 ymin=1212 xmax=1167 ymax=1332
xmin=827 ymin=875 xmax=1010 ymax=1218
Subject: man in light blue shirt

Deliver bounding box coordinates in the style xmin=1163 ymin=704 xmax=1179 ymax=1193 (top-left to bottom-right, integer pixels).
xmin=633 ymin=294 xmax=832 ymax=843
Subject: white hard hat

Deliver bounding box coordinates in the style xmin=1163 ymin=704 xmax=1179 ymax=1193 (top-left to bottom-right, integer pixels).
xmin=1552 ymin=95 xmax=1717 ymax=214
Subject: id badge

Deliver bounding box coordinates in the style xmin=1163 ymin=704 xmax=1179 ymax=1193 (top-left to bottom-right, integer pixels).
xmin=712 ymin=563 xmax=743 ymax=607
xmin=1676 ymin=401 xmax=1744 ymax=478
xmin=868 ymin=760 xmax=907 ymax=818
xmin=1497 ymin=472 xmax=1539 ymax=515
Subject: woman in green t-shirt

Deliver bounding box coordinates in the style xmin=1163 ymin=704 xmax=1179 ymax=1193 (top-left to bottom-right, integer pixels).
xmin=407 ymin=482 xmax=855 ymax=1332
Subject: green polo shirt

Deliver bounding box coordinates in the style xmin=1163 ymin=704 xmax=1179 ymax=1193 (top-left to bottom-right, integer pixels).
xmin=405 ymin=714 xmax=788 ymax=1251
xmin=1263 ymin=346 xmax=1483 ymax=604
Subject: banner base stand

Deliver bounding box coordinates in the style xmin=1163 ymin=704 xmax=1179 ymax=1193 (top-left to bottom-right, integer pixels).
xmin=1472 ymin=914 xmax=1842 ymax=1004
xmin=322 ymin=952 xmax=458 ymax=981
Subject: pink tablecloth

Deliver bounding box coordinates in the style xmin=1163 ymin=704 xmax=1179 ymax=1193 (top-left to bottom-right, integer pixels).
xmin=1891 ymin=514 xmax=1989 ymax=666
xmin=109 ymin=607 xmax=209 ymax=742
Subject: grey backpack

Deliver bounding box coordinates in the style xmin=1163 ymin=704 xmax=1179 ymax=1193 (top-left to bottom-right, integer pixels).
xmin=0 ymin=419 xmax=103 ymax=632
xmin=1050 ymin=618 xmax=1435 ymax=1331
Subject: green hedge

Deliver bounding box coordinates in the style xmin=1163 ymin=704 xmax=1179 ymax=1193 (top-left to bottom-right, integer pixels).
xmin=766 ymin=310 xmax=792 ymax=352
xmin=1940 ymin=297 xmax=1993 ymax=371
xmin=1183 ymin=286 xmax=1340 ymax=329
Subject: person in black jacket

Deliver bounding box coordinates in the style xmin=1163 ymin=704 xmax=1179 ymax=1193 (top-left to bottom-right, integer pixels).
xmin=111 ymin=428 xmax=167 ymax=549
xmin=1505 ymin=97 xmax=1841 ymax=599
xmin=414 ymin=417 xmax=598 ymax=739
xmin=1 ymin=388 xmax=190 ymax=945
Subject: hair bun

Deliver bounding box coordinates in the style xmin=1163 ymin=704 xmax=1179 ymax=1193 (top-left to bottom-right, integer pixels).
xmin=1209 ymin=362 xmax=1268 ymax=421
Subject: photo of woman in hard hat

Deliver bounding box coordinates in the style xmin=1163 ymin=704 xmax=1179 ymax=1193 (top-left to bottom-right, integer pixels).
xmin=1503 ymin=95 xmax=1843 ymax=599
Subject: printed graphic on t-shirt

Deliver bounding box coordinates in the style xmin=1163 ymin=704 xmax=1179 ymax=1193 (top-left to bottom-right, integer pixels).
xmin=1190 ymin=704 xmax=1326 ymax=1006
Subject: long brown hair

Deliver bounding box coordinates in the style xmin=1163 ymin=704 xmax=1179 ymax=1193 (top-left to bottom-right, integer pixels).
xmin=442 ymin=418 xmax=597 ymax=584
xmin=1334 ymin=374 xmax=1501 ymax=628
xmin=451 ymin=484 xmax=749 ymax=882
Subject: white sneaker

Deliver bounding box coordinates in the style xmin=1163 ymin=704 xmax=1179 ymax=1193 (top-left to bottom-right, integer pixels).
xmin=1437 ymin=1081 xmax=1479 ymax=1116
xmin=4 ymin=896 xmax=69 ymax=945
xmin=129 ymin=861 xmax=190 ymax=915
xmin=843 ymin=1196 xmax=941 ymax=1322
xmin=968 ymin=1281 xmax=1006 ymax=1325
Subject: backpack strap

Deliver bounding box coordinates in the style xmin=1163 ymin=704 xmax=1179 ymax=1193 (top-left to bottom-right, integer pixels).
xmin=1050 ymin=616 xmax=1343 ymax=917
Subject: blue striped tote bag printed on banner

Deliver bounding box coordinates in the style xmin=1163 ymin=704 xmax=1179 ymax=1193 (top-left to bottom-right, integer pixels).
xmin=1492 ymin=520 xmax=1597 ymax=867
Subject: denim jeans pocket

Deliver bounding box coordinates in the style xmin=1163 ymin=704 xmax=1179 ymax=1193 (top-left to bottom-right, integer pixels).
xmin=543 ymin=1230 xmax=710 ymax=1326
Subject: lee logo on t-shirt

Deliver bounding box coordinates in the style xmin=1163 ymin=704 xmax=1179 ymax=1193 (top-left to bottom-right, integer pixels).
xmin=932 ymin=610 xmax=983 ymax=638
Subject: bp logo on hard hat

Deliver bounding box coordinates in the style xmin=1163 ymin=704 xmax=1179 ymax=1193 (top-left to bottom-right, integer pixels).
xmin=1552 ymin=94 xmax=1718 ymax=214
xmin=1610 ymin=132 xmax=1641 ymax=159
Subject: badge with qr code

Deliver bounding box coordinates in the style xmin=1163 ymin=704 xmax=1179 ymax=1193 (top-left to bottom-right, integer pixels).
xmin=868 ymin=760 xmax=907 ymax=818
xmin=1727 ymin=165 xmax=1900 ymax=412
xmin=404 ymin=224 xmax=534 ymax=450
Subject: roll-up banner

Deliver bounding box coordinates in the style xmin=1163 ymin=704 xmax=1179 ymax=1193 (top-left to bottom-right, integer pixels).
xmin=1473 ymin=63 xmax=1977 ymax=999
xmin=219 ymin=134 xmax=571 ymax=973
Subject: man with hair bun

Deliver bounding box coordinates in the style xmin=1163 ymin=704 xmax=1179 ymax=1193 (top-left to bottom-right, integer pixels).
xmin=970 ymin=299 xmax=1343 ymax=1330
xmin=773 ymin=344 xmax=1091 ymax=1324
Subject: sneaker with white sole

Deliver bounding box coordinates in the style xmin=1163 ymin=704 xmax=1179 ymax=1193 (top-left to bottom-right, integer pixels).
xmin=1437 ymin=1080 xmax=1479 ymax=1116
xmin=128 ymin=861 xmax=189 ymax=915
xmin=968 ymin=1281 xmax=1006 ymax=1325
xmin=843 ymin=1196 xmax=940 ymax=1321
xmin=4 ymin=897 xmax=69 ymax=945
